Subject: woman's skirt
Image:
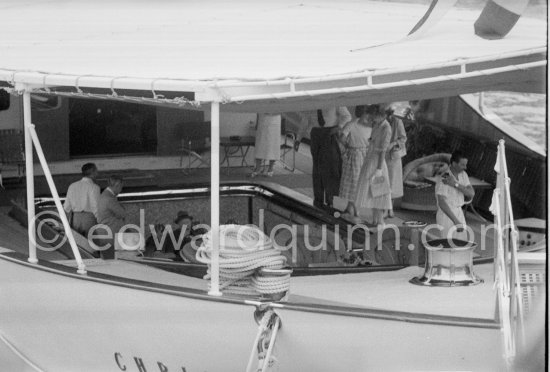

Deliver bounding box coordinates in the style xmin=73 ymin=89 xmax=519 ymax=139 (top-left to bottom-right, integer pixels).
xmin=387 ymin=156 xmax=404 ymax=199
xmin=254 ymin=114 xmax=281 ymax=160
xmin=339 ymin=147 xmax=366 ymax=202
xmin=355 ymin=156 xmax=392 ymax=210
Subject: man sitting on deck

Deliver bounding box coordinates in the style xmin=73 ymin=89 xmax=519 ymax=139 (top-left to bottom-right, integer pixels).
xmin=96 ymin=176 xmax=126 ymax=259
xmin=160 ymin=211 xmax=197 ymax=261
xmin=63 ymin=163 xmax=100 ymax=237
xmin=435 ymin=150 xmax=475 ymax=240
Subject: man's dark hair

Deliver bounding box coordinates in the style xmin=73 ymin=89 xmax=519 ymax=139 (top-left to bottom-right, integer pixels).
xmin=384 ymin=104 xmax=395 ymax=116
xmin=175 ymin=211 xmax=193 ymax=225
xmin=364 ymin=104 xmax=385 ymax=116
xmin=355 ymin=105 xmax=366 ymax=118
xmin=450 ymin=150 xmax=467 ymax=164
xmin=81 ymin=163 xmax=97 ymax=177
xmin=108 ymin=175 xmax=123 ymax=188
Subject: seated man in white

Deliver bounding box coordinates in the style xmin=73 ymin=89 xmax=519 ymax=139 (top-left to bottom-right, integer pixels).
xmin=435 ymin=150 xmax=475 ymax=240
xmin=95 ymin=176 xmax=126 ymax=258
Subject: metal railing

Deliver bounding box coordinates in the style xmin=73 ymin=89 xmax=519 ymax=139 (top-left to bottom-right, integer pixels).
xmin=491 ymin=139 xmax=524 ymax=364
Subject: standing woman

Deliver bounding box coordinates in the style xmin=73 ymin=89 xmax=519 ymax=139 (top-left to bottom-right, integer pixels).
xmin=339 ymin=105 xmax=372 ymax=217
xmin=385 ymin=104 xmax=407 ymax=218
xmin=250 ymin=113 xmax=281 ymax=178
xmin=355 ymin=104 xmax=392 ymax=226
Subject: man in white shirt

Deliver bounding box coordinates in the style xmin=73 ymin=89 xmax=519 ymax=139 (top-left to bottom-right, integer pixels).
xmin=307 ymin=106 xmax=352 ymax=209
xmin=63 ymin=163 xmax=100 ymax=237
xmin=435 ymin=151 xmax=475 ymax=240
xmin=296 ymin=107 xmax=352 ymax=144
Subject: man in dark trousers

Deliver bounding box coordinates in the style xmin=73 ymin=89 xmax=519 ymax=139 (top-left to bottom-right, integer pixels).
xmin=309 ymin=107 xmax=352 ymax=209
xmin=63 ymin=163 xmax=100 ymax=237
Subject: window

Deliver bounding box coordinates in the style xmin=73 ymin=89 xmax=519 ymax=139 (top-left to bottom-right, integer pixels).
xmin=69 ymin=99 xmax=157 ymax=157
xmin=0 ymin=89 xmax=9 ymax=111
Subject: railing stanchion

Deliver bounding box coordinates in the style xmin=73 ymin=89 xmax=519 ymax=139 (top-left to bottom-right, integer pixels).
xmin=209 ymin=101 xmax=221 ymax=296
xmin=28 ymin=124 xmax=86 ymax=274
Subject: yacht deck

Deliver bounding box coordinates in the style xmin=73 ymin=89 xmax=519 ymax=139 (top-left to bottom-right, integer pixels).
xmin=0 ymin=162 xmax=506 ymax=324
xmin=0 ymin=250 xmax=498 ymax=325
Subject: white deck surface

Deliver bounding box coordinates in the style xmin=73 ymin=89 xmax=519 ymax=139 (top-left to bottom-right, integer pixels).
xmin=289 ymin=263 xmax=497 ymax=319
xmin=55 ymin=258 xmax=208 ymax=291
xmin=56 ymin=257 xmax=497 ymax=321
xmin=0 ymin=192 xmax=500 ymax=323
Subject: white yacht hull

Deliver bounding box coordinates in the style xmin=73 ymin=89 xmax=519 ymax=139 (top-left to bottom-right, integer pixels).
xmin=0 ymin=255 xmax=256 ymax=372
xmin=0 ymin=253 xmax=507 ymax=372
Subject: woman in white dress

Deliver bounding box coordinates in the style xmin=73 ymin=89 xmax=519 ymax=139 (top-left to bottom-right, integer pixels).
xmin=339 ymin=105 xmax=372 ymax=217
xmin=384 ymin=105 xmax=407 ymax=218
xmin=355 ymin=104 xmax=392 ymax=226
xmin=250 ymin=113 xmax=281 ymax=177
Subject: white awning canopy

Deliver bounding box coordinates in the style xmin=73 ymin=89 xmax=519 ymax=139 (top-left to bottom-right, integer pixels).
xmin=0 ymin=0 xmax=546 ymax=111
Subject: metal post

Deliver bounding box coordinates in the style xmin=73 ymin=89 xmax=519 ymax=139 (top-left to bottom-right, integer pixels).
xmin=22 ymin=89 xmax=37 ymax=264
xmin=28 ymin=125 xmax=87 ymax=274
xmin=478 ymin=92 xmax=485 ymax=115
xmin=209 ymin=102 xmax=221 ymax=296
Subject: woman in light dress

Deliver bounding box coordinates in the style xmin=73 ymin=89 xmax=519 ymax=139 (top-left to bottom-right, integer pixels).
xmin=384 ymin=105 xmax=407 ymax=218
xmin=338 ymin=105 xmax=372 ymax=218
xmin=355 ymin=104 xmax=392 ymax=226
xmin=250 ymin=113 xmax=281 ymax=177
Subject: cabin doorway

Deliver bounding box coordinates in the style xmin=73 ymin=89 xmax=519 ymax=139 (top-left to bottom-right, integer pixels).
xmin=68 ymin=99 xmax=157 ymax=157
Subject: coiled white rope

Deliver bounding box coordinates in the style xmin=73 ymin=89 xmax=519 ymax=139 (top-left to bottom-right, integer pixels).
xmin=196 ymin=225 xmax=290 ymax=296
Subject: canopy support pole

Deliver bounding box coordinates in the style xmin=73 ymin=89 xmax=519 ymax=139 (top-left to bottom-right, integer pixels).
xmin=28 ymin=125 xmax=87 ymax=274
xmin=22 ymin=88 xmax=37 ymax=264
xmin=478 ymin=92 xmax=485 ymax=115
xmin=208 ymin=101 xmax=222 ymax=296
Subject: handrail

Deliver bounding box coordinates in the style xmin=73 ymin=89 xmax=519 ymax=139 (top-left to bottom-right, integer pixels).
xmin=491 ymin=139 xmax=525 ymax=364
xmin=0 ymin=48 xmax=545 ymax=106
xmin=499 ymin=140 xmax=525 ymax=343
xmin=28 ymin=124 xmax=87 ymax=275
xmin=215 ymin=47 xmax=547 ymax=88
xmin=225 ymin=60 xmax=546 ymax=102
xmin=1 ymin=48 xmax=545 ymax=93
xmin=23 ymin=91 xmax=37 ymax=264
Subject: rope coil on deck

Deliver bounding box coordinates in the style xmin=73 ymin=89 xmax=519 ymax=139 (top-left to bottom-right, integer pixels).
xmin=196 ymin=225 xmax=290 ymax=296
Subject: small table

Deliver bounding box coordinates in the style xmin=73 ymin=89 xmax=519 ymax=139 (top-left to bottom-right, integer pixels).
xmin=220 ymin=136 xmax=255 ymax=170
